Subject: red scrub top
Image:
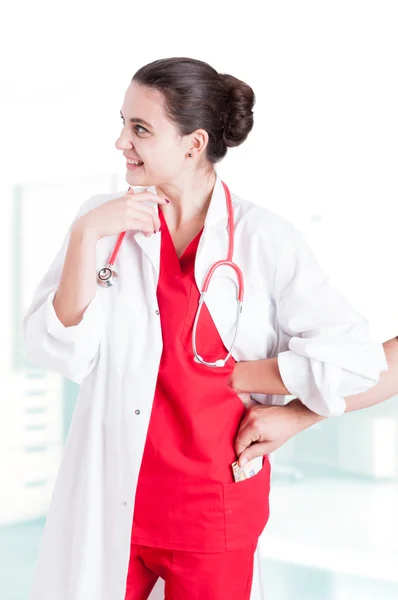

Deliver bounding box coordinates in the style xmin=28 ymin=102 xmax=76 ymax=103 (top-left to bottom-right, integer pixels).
xmin=130 ymin=208 xmax=271 ymax=552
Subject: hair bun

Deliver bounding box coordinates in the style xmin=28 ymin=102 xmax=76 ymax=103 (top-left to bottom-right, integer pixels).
xmin=220 ymin=73 xmax=255 ymax=147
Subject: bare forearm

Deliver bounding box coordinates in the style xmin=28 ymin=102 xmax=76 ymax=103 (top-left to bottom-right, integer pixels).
xmin=232 ymin=357 xmax=291 ymax=395
xmin=52 ymin=221 xmax=98 ymax=327
xmin=230 ymin=337 xmax=398 ymax=432
xmin=288 ymin=336 xmax=398 ymax=432
xmin=341 ymin=337 xmax=398 ymax=410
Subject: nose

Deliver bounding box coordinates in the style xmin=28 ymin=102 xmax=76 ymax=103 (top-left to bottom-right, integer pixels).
xmin=114 ymin=134 xmax=136 ymax=151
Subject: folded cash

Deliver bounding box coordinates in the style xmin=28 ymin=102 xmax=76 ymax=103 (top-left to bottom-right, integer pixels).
xmin=231 ymin=456 xmax=263 ymax=482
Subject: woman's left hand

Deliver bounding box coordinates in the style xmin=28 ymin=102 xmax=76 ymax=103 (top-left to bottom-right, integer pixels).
xmin=226 ymin=374 xmax=254 ymax=408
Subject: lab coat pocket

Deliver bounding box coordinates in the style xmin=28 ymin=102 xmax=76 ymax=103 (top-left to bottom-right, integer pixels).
xmin=222 ymin=455 xmax=271 ymax=550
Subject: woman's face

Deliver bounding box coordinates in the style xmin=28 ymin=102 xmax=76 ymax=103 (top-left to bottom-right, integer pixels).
xmin=115 ymin=81 xmax=193 ymax=187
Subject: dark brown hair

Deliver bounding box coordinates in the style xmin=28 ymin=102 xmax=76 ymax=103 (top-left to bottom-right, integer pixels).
xmin=132 ymin=57 xmax=255 ymax=165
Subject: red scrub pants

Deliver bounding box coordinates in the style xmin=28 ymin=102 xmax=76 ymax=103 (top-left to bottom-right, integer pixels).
xmin=124 ymin=541 xmax=258 ymax=600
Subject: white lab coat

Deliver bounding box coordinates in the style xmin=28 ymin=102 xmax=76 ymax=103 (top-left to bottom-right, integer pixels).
xmin=23 ymin=173 xmax=388 ymax=600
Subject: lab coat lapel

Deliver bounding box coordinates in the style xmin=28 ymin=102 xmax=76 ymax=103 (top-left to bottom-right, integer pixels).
xmin=130 ymin=173 xmax=227 ymax=278
xmin=194 ymin=175 xmax=243 ymax=357
xmin=131 ymin=174 xmax=240 ymax=354
xmin=131 ymin=220 xmax=161 ymax=279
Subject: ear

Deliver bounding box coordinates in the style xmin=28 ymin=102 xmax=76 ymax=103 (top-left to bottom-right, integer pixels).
xmin=190 ymin=128 xmax=209 ymax=156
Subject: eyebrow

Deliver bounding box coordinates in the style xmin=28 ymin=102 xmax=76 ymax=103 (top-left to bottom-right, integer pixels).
xmin=120 ymin=110 xmax=153 ymax=129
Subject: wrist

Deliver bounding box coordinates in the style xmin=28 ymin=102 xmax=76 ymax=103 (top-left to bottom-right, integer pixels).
xmin=286 ymin=398 xmax=327 ymax=433
xmin=72 ymin=218 xmax=100 ymax=243
xmin=229 ymin=361 xmax=247 ymax=392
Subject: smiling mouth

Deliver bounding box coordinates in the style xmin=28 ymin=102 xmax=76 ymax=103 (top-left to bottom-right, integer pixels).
xmin=126 ymin=162 xmax=144 ymax=172
xmin=126 ymin=159 xmax=144 ymax=166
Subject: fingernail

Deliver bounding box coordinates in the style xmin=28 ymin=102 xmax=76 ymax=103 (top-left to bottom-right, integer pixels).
xmin=239 ymin=458 xmax=248 ymax=467
xmin=165 ymin=198 xmax=170 ymax=203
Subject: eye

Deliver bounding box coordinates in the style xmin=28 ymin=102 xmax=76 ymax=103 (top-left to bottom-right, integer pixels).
xmin=120 ymin=116 xmax=148 ymax=134
xmin=135 ymin=124 xmax=148 ymax=134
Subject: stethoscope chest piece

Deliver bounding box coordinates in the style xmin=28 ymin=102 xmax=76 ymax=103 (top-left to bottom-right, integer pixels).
xmin=97 ymin=264 xmax=118 ymax=288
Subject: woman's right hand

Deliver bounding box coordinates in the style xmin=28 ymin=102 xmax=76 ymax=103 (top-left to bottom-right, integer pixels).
xmin=76 ymin=187 xmax=169 ymax=241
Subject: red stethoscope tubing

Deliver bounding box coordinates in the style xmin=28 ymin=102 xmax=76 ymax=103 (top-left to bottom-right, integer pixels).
xmin=108 ymin=230 xmax=126 ymax=266
xmin=105 ymin=180 xmax=244 ymax=302
xmin=200 ymin=181 xmax=244 ymax=302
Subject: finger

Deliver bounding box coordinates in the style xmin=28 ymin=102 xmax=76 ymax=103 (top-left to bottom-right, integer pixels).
xmin=234 ymin=422 xmax=262 ymax=457
xmin=129 ymin=215 xmax=157 ymax=237
xmin=237 ymin=442 xmax=273 ymax=467
xmin=129 ymin=203 xmax=161 ymax=231
xmin=234 ymin=410 xmax=256 ymax=437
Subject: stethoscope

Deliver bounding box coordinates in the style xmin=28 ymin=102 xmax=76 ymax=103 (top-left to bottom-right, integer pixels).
xmin=97 ymin=180 xmax=244 ymax=367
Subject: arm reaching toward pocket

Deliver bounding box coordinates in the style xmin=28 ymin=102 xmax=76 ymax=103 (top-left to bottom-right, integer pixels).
xmin=234 ymin=336 xmax=398 ymax=466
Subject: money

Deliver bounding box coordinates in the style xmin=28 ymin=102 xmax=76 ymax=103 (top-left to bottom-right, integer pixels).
xmin=231 ymin=456 xmax=263 ymax=482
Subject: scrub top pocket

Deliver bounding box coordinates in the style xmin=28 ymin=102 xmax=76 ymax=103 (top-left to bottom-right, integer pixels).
xmin=222 ymin=455 xmax=271 ymax=550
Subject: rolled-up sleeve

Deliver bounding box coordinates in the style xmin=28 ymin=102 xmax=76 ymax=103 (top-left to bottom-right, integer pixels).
xmin=22 ymin=196 xmax=105 ymax=385
xmin=274 ymin=225 xmax=389 ymax=417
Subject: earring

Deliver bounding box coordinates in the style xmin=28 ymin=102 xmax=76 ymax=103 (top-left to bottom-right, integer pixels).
xmin=188 ymin=152 xmax=193 ymax=157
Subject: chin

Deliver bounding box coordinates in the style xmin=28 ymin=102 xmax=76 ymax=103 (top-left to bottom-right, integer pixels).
xmin=126 ymin=172 xmax=151 ymax=186
xmin=129 ymin=170 xmax=161 ymax=187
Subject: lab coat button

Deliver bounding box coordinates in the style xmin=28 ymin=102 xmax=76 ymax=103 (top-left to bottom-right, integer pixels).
xmin=134 ymin=409 xmax=140 ymax=415
xmin=155 ymin=309 xmax=160 ymax=315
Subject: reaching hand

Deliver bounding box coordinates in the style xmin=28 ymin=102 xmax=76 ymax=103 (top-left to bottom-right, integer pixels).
xmin=234 ymin=402 xmax=303 ymax=466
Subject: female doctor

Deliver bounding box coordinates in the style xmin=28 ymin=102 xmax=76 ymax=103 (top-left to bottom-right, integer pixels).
xmin=23 ymin=56 xmax=393 ymax=600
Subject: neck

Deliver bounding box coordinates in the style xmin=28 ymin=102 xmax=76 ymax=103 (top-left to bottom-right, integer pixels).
xmin=156 ymin=169 xmax=217 ymax=229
